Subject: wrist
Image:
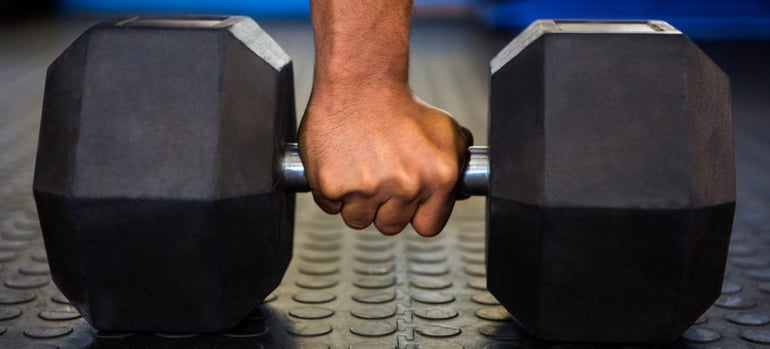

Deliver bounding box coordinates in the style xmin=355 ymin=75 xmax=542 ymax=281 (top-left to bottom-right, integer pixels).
xmin=309 ymin=76 xmax=413 ymax=106
xmin=313 ymin=56 xmax=408 ymax=90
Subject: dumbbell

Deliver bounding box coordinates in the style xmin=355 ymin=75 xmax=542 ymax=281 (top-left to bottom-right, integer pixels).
xmin=33 ymin=16 xmax=734 ymax=343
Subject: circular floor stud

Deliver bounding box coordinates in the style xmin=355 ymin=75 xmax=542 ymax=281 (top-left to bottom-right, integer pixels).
xmin=352 ymin=291 xmax=396 ymax=304
xmin=301 ymin=241 xmax=341 ymax=252
xmin=714 ymin=295 xmax=757 ymax=309
xmin=410 ymin=277 xmax=452 ymax=290
xmin=298 ymin=264 xmax=339 ymax=276
xmin=411 ymin=292 xmax=455 ymax=305
xmin=23 ymin=327 xmax=73 ymax=339
xmin=457 ymin=242 xmax=485 ymax=254
xmin=467 ymin=278 xmax=487 ymax=290
xmin=348 ymin=344 xmax=393 ymax=349
xmin=476 ymin=307 xmax=512 ymax=321
xmin=4 ymin=276 xmax=49 ymax=289
xmin=0 ymin=290 xmax=36 ymax=305
xmin=354 ymin=252 xmax=395 ymax=264
xmin=299 ymin=252 xmax=340 ymax=264
xmin=39 ymin=310 xmax=81 ymax=321
xmin=415 ymin=324 xmax=462 ymax=338
xmin=287 ymin=323 xmax=332 ymax=337
xmin=292 ymin=292 xmax=337 ymax=304
xmin=2 ymin=228 xmax=38 ymax=241
xmin=728 ymin=244 xmax=757 ymax=257
xmin=745 ymin=269 xmax=770 ymax=281
xmin=295 ymin=278 xmax=338 ymax=290
xmin=0 ymin=308 xmax=22 ymax=320
xmin=406 ymin=243 xmax=444 ymax=253
xmin=418 ymin=342 xmax=464 ymax=349
xmin=306 ymin=230 xmax=343 ymax=242
xmin=354 ymin=263 xmax=394 ymax=276
xmin=18 ymin=264 xmax=51 ymax=276
xmin=0 ymin=251 xmax=17 ymax=262
xmin=355 ymin=241 xmax=394 ymax=252
xmin=721 ymin=282 xmax=742 ymax=295
xmin=355 ymin=231 xmax=388 ymax=242
xmin=478 ymin=323 xmax=525 ymax=340
xmin=732 ymin=257 xmax=770 ymax=269
xmin=349 ymin=322 xmax=397 ymax=337
xmin=462 ymin=254 xmax=485 ymax=265
xmin=463 ymin=265 xmax=487 ymax=277
xmin=351 ymin=307 xmax=396 ymax=320
xmin=759 ymin=282 xmax=770 ymax=294
xmin=0 ymin=240 xmax=30 ymax=251
xmin=726 ymin=313 xmax=770 ymax=326
xmin=407 ymin=254 xmax=447 ymax=264
xmin=50 ymin=294 xmax=70 ymax=305
xmin=409 ymin=264 xmax=450 ymax=276
xmin=472 ymin=292 xmax=501 ymax=306
xmin=353 ymin=275 xmax=396 ymax=289
xmin=413 ymin=307 xmax=458 ymax=320
xmin=740 ymin=329 xmax=770 ymax=344
xmin=681 ymin=328 xmax=721 ymax=343
xmin=458 ymin=231 xmax=484 ymax=242
xmin=30 ymin=252 xmax=47 ymax=263
xmin=289 ymin=307 xmax=334 ymax=320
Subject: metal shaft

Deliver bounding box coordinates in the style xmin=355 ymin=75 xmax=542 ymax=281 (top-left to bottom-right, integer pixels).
xmin=281 ymin=142 xmax=489 ymax=195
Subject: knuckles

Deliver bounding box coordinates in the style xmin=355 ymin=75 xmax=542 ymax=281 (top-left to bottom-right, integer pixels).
xmin=430 ymin=155 xmax=461 ymax=190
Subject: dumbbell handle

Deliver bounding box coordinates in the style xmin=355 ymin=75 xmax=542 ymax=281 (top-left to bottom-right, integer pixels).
xmin=281 ymin=142 xmax=489 ymax=195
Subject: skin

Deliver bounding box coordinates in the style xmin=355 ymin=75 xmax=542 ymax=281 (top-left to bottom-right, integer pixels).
xmin=299 ymin=0 xmax=472 ymax=236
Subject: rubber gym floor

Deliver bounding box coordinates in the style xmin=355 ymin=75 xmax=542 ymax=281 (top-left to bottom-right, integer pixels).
xmin=0 ymin=17 xmax=769 ymax=349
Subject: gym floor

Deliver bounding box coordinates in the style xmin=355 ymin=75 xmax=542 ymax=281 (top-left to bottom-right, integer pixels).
xmin=0 ymin=16 xmax=769 ymax=348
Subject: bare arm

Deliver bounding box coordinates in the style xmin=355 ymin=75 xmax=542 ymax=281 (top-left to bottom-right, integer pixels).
xmin=299 ymin=0 xmax=472 ymax=236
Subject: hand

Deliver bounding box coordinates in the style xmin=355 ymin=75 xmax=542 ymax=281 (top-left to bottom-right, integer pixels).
xmin=298 ymin=85 xmax=472 ymax=236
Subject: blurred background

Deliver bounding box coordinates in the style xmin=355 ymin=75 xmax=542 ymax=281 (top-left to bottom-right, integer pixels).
xmin=0 ymin=2 xmax=769 ymax=348
xmin=1 ymin=0 xmax=770 ymax=39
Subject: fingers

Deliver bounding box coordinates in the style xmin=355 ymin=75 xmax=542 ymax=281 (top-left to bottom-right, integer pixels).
xmin=454 ymin=126 xmax=475 ymax=201
xmin=374 ymin=197 xmax=420 ymax=235
xmin=334 ymin=190 xmax=453 ymax=236
xmin=459 ymin=126 xmax=474 ymax=148
xmin=411 ymin=189 xmax=455 ymax=237
xmin=307 ymin=151 xmax=464 ymax=236
xmin=311 ymin=192 xmax=342 ymax=214
xmin=330 ymin=183 xmax=421 ymax=234
xmin=316 ymin=192 xmax=417 ymax=233
xmin=339 ymin=196 xmax=378 ymax=230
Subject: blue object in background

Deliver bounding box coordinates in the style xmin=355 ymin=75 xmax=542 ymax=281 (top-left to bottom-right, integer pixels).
xmin=59 ymin=0 xmax=770 ymax=39
xmin=479 ymin=0 xmax=770 ymax=39
xmin=59 ymin=0 xmax=312 ymax=18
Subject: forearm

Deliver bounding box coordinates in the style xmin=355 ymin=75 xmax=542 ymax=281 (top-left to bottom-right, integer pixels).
xmin=309 ymin=0 xmax=413 ymax=93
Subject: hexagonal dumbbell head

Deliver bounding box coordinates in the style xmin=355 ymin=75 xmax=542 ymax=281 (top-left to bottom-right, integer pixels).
xmin=488 ymin=20 xmax=734 ymax=343
xmin=33 ymin=17 xmax=296 ymax=332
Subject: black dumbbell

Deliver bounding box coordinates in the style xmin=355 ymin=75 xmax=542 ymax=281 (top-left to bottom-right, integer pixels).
xmin=486 ymin=20 xmax=734 ymax=343
xmin=35 ymin=16 xmax=298 ymax=333
xmin=33 ymin=17 xmax=734 ymax=343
